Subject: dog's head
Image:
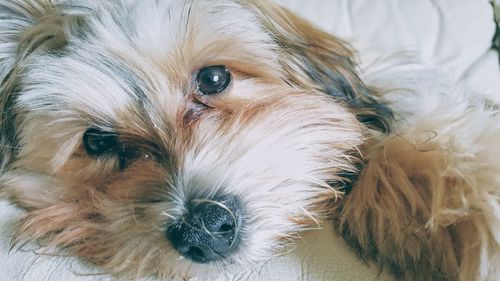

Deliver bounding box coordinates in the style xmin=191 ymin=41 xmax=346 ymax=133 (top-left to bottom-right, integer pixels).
xmin=0 ymin=0 xmax=390 ymax=278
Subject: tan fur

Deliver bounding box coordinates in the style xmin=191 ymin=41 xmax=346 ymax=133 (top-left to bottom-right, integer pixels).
xmin=243 ymin=0 xmax=392 ymax=132
xmin=336 ymin=100 xmax=500 ymax=280
xmin=0 ymin=0 xmax=498 ymax=280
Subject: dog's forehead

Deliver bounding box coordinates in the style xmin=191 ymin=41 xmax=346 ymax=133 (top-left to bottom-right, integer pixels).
xmin=17 ymin=0 xmax=278 ymax=129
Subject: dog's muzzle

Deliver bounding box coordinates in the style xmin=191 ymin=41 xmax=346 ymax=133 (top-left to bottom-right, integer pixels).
xmin=166 ymin=195 xmax=242 ymax=263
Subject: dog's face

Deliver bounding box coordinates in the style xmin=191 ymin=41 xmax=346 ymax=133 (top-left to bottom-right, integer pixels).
xmin=0 ymin=0 xmax=389 ymax=279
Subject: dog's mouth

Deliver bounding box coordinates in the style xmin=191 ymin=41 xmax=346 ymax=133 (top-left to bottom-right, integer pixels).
xmin=166 ymin=195 xmax=242 ymax=263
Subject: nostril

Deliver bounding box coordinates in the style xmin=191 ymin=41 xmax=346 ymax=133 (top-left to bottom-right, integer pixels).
xmin=188 ymin=197 xmax=241 ymax=235
xmin=166 ymin=195 xmax=242 ymax=263
xmin=218 ymin=223 xmax=234 ymax=233
xmin=186 ymin=246 xmax=205 ymax=262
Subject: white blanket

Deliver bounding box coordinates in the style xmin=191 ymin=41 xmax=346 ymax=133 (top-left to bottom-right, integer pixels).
xmin=1 ymin=1 xmax=498 ymax=280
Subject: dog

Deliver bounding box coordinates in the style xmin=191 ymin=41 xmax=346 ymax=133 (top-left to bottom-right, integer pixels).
xmin=0 ymin=0 xmax=499 ymax=280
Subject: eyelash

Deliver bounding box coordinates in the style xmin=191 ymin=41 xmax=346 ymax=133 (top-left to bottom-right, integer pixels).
xmin=83 ymin=134 xmax=159 ymax=172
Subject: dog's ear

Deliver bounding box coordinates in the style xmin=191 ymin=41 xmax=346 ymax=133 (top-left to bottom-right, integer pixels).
xmin=245 ymin=1 xmax=393 ymax=132
xmin=0 ymin=0 xmax=85 ymax=171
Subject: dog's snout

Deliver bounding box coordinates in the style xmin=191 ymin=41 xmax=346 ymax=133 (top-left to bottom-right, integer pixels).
xmin=167 ymin=196 xmax=241 ymax=263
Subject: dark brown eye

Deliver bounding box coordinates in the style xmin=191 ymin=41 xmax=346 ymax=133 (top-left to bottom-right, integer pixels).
xmin=196 ymin=65 xmax=231 ymax=95
xmin=83 ymin=128 xmax=118 ymax=156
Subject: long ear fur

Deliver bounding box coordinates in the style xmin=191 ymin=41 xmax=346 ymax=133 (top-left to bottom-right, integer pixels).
xmin=244 ymin=0 xmax=393 ymax=132
xmin=335 ymin=112 xmax=500 ymax=281
xmin=0 ymin=0 xmax=84 ymax=172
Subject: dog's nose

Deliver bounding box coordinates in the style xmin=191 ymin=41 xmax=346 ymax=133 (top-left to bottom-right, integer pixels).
xmin=166 ymin=196 xmax=241 ymax=263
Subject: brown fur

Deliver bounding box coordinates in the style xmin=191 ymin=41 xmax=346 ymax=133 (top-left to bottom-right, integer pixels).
xmin=243 ymin=0 xmax=393 ymax=132
xmin=335 ymin=119 xmax=500 ymax=280
xmin=0 ymin=1 xmax=498 ymax=280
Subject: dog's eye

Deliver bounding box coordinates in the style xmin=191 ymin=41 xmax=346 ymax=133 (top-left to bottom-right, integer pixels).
xmin=196 ymin=65 xmax=231 ymax=95
xmin=83 ymin=128 xmax=118 ymax=156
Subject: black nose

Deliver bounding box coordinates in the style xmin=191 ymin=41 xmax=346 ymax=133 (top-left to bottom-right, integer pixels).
xmin=166 ymin=196 xmax=242 ymax=263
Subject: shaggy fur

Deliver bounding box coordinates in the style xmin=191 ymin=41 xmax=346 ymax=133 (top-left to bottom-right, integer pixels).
xmin=0 ymin=0 xmax=498 ymax=280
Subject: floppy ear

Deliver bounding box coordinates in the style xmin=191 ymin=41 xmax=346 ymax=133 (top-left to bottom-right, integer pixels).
xmin=244 ymin=1 xmax=393 ymax=132
xmin=0 ymin=0 xmax=84 ymax=172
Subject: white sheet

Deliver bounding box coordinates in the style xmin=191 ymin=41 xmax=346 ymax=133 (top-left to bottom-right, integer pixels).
xmin=276 ymin=0 xmax=500 ymax=100
xmin=1 ymin=1 xmax=498 ymax=280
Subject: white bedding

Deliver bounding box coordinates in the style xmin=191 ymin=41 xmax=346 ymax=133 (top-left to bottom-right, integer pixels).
xmin=1 ymin=1 xmax=498 ymax=280
xmin=276 ymin=0 xmax=499 ymax=101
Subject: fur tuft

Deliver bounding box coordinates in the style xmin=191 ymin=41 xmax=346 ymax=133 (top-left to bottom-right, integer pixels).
xmin=0 ymin=0 xmax=86 ymax=172
xmin=242 ymin=0 xmax=393 ymax=132
xmin=335 ymin=77 xmax=500 ymax=280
